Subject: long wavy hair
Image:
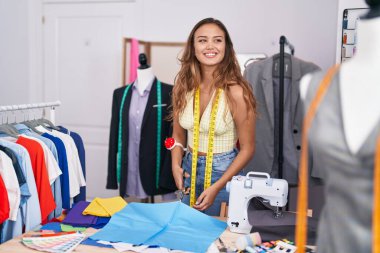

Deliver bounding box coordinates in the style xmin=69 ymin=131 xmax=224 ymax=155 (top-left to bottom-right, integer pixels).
xmin=171 ymin=17 xmax=256 ymax=120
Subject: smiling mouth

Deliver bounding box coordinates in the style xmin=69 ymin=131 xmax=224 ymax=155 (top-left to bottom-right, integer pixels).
xmin=204 ymin=52 xmax=217 ymax=58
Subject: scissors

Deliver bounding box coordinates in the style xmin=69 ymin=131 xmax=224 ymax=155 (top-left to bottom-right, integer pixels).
xmin=176 ymin=169 xmax=190 ymax=202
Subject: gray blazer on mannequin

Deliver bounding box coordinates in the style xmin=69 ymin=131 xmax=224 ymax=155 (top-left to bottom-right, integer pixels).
xmin=243 ymin=56 xmax=320 ymax=185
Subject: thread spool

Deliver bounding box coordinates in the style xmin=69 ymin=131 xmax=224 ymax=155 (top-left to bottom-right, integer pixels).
xmin=235 ymin=232 xmax=262 ymax=250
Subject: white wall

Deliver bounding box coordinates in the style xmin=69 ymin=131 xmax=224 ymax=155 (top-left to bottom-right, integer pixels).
xmin=1 ymin=0 xmax=345 ymax=107
xmin=141 ymin=0 xmax=339 ymax=71
xmin=0 ymin=0 xmax=30 ymax=105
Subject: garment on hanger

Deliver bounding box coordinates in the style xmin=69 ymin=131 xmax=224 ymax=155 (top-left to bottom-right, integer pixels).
xmin=302 ymin=70 xmax=380 ymax=253
xmin=0 ymin=139 xmax=41 ymax=241
xmin=41 ymin=133 xmax=70 ymax=209
xmin=0 ymin=175 xmax=9 ymax=224
xmin=242 ymin=55 xmax=320 ymax=185
xmin=0 ymin=109 xmax=86 ymax=243
xmin=107 ymin=78 xmax=176 ymax=197
xmin=0 ymin=146 xmax=26 ymax=189
xmin=36 ymin=126 xmax=85 ymax=200
xmin=15 ymin=136 xmax=56 ymax=223
xmin=0 ymin=151 xmax=20 ymax=221
xmin=57 ymin=126 xmax=86 ymax=203
xmin=13 ymin=124 xmax=63 ymax=219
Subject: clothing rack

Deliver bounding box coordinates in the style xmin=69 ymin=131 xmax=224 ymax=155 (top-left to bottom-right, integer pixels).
xmin=278 ymin=36 xmax=294 ymax=179
xmin=0 ymin=101 xmax=61 ymax=124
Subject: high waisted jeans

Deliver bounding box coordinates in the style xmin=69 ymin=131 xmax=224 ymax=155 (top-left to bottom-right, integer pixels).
xmin=182 ymin=148 xmax=238 ymax=216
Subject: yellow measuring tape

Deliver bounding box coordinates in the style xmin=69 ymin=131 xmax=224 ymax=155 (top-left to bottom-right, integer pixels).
xmin=190 ymin=87 xmax=222 ymax=207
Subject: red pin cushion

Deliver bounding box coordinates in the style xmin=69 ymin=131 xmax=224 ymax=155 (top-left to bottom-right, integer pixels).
xmin=164 ymin=137 xmax=186 ymax=151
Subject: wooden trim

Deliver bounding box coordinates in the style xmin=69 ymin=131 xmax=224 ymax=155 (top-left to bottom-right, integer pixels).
xmin=122 ymin=38 xmax=185 ymax=86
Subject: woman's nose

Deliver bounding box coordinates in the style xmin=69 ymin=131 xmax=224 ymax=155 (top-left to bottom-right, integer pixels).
xmin=206 ymin=42 xmax=214 ymax=49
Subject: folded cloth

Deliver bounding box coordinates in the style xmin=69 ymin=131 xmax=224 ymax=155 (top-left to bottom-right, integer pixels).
xmin=61 ymin=224 xmax=86 ymax=232
xmin=92 ymin=216 xmax=111 ymax=229
xmin=62 ymin=201 xmax=97 ymax=227
xmin=90 ymin=201 xmax=226 ymax=253
xmin=82 ymin=197 xmax=127 ymax=217
xmin=41 ymin=222 xmax=62 ymax=232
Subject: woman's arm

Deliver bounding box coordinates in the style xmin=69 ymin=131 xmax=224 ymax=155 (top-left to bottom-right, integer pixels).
xmin=194 ymin=84 xmax=256 ymax=211
xmin=171 ymin=114 xmax=188 ymax=190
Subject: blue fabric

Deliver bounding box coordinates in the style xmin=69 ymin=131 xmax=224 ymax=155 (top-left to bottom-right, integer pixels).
xmin=81 ymin=238 xmax=114 ymax=248
xmin=0 ymin=140 xmax=41 ymax=242
xmin=90 ymin=201 xmax=226 ymax=253
xmin=41 ymin=222 xmax=62 ymax=232
xmin=42 ymin=133 xmax=70 ymax=209
xmin=182 ymin=148 xmax=238 ymax=216
xmin=58 ymin=126 xmax=86 ymax=202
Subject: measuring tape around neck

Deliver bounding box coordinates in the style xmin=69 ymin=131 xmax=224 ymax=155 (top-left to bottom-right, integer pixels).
xmin=117 ymin=80 xmax=162 ymax=189
xmin=190 ymin=87 xmax=222 ymax=207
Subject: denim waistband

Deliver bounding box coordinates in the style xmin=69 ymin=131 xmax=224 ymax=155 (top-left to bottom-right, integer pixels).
xmin=185 ymin=148 xmax=238 ymax=163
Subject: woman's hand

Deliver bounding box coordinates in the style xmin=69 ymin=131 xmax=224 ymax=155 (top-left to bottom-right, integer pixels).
xmin=172 ymin=166 xmax=190 ymax=191
xmin=193 ymin=184 xmax=220 ymax=211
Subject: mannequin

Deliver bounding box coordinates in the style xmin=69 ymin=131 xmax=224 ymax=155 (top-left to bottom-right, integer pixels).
xmin=298 ymin=2 xmax=380 ymax=252
xmin=136 ymin=53 xmax=155 ymax=96
xmin=300 ymin=1 xmax=380 ymax=154
xmin=107 ymin=53 xmax=176 ymax=200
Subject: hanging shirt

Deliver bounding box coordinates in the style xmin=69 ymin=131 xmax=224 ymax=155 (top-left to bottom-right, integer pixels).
xmin=0 ymin=150 xmax=21 ymax=221
xmin=272 ymin=77 xmax=298 ymax=181
xmin=16 ymin=136 xmax=56 ymax=222
xmin=21 ymin=135 xmax=62 ymax=183
xmin=127 ymin=80 xmax=153 ymax=198
xmin=13 ymin=125 xmax=63 ymax=218
xmin=36 ymin=126 xmax=85 ymax=200
xmin=0 ymin=145 xmax=29 ymax=205
xmin=14 ymin=124 xmax=59 ymax=162
xmin=0 ymin=175 xmax=10 ymax=224
xmin=0 ymin=139 xmax=41 ymax=235
xmin=42 ymin=133 xmax=70 ymax=209
xmin=57 ymin=126 xmax=86 ymax=202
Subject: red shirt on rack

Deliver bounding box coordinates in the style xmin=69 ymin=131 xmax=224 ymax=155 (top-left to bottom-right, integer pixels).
xmin=0 ymin=174 xmax=10 ymax=224
xmin=16 ymin=136 xmax=56 ymax=223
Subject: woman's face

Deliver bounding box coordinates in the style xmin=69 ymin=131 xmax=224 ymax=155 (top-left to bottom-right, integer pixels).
xmin=193 ymin=23 xmax=226 ymax=69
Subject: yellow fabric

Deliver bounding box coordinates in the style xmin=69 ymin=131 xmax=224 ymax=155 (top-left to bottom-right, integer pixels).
xmin=82 ymin=197 xmax=127 ymax=217
xmin=179 ymin=89 xmax=237 ymax=153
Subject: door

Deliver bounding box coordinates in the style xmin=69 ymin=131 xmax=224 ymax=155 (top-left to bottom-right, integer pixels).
xmin=43 ymin=1 xmax=141 ymax=199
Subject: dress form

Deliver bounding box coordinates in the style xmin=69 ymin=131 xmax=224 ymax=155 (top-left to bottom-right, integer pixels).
xmin=136 ymin=53 xmax=155 ymax=96
xmin=300 ymin=4 xmax=380 ymax=154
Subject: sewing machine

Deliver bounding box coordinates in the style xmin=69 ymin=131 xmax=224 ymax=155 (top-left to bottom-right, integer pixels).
xmin=226 ymin=172 xmax=288 ymax=234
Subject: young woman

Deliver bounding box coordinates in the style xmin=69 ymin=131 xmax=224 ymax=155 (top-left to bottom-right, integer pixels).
xmin=169 ymin=17 xmax=256 ymax=216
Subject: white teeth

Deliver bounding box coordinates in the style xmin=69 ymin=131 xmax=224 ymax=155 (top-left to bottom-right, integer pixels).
xmin=205 ymin=53 xmax=216 ymax=56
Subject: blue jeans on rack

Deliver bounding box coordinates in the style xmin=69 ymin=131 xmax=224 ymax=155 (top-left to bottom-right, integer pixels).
xmin=182 ymin=148 xmax=238 ymax=216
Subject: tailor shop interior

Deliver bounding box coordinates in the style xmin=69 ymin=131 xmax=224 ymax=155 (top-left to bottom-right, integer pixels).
xmin=0 ymin=1 xmax=379 ymax=253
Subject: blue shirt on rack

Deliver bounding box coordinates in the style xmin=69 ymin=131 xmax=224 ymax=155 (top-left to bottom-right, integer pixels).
xmin=58 ymin=126 xmax=86 ymax=202
xmin=42 ymin=132 xmax=70 ymax=209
